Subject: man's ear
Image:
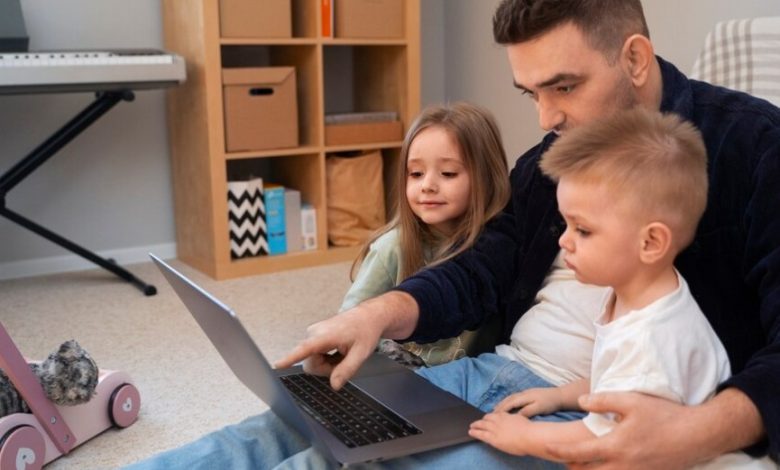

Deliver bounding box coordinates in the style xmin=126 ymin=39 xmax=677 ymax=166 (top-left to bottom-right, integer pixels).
xmin=639 ymin=222 xmax=672 ymax=264
xmin=620 ymin=34 xmax=654 ymax=87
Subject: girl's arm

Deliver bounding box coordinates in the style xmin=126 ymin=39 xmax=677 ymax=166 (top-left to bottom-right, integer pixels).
xmin=340 ymin=231 xmax=400 ymax=312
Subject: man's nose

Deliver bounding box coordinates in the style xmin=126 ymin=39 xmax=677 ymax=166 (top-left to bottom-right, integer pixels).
xmin=537 ymin=98 xmax=564 ymax=133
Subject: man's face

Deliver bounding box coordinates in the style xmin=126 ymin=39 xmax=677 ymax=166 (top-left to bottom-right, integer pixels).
xmin=506 ymin=22 xmax=638 ymax=134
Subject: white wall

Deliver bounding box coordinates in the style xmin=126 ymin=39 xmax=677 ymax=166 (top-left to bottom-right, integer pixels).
xmin=2 ymin=0 xmax=779 ymax=279
xmin=0 ymin=0 xmax=174 ymax=278
xmin=441 ymin=0 xmax=780 ymax=163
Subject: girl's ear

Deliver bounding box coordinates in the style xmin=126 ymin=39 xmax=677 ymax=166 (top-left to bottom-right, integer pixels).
xmin=620 ymin=34 xmax=654 ymax=88
xmin=639 ymin=222 xmax=672 ymax=264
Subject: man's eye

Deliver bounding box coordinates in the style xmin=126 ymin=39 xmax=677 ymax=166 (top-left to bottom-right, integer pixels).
xmin=557 ymin=85 xmax=575 ymax=94
xmin=520 ymin=89 xmax=537 ymax=100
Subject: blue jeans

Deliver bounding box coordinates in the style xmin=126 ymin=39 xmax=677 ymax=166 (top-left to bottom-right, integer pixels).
xmin=125 ymin=354 xmax=583 ymax=469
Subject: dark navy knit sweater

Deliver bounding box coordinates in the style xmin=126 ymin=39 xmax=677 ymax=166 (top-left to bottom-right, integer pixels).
xmin=397 ymin=57 xmax=780 ymax=459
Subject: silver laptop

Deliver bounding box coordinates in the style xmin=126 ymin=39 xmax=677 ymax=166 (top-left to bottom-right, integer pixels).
xmin=150 ymin=254 xmax=483 ymax=466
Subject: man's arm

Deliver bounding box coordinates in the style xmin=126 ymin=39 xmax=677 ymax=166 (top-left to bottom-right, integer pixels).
xmin=276 ymin=290 xmax=419 ymax=390
xmin=545 ymin=388 xmax=764 ymax=469
xmin=397 ymin=142 xmax=553 ymax=344
xmin=278 ymin=142 xmax=548 ymax=389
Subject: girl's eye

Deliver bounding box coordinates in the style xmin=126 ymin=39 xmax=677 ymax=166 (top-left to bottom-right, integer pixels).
xmin=575 ymin=227 xmax=590 ymax=237
xmin=441 ymin=172 xmax=458 ymax=178
xmin=408 ymin=171 xmax=423 ymax=178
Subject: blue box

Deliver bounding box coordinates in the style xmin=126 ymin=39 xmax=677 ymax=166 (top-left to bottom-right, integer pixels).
xmin=263 ymin=184 xmax=287 ymax=255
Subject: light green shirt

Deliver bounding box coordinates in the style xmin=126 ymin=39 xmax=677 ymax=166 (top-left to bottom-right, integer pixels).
xmin=340 ymin=229 xmax=403 ymax=312
xmin=339 ymin=228 xmax=477 ymax=366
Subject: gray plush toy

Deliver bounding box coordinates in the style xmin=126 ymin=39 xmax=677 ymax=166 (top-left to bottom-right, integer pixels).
xmin=0 ymin=340 xmax=99 ymax=417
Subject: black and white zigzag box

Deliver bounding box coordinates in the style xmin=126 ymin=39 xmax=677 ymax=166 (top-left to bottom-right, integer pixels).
xmin=228 ymin=177 xmax=269 ymax=258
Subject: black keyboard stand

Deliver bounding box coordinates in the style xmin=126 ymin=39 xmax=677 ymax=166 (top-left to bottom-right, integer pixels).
xmin=0 ymin=90 xmax=157 ymax=296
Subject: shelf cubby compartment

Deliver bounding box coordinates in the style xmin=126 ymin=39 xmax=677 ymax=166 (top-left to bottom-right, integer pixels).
xmin=222 ymin=44 xmax=321 ymax=149
xmin=162 ymin=0 xmax=419 ymax=279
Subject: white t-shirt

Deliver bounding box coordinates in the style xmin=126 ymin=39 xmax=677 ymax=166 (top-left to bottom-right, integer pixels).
xmin=582 ymin=272 xmax=773 ymax=470
xmin=583 ymin=271 xmax=730 ymax=436
xmin=496 ymin=252 xmax=608 ymax=385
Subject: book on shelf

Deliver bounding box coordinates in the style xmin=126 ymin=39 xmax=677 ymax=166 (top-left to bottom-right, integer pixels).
xmin=227 ymin=177 xmax=269 ymax=259
xmin=284 ymin=188 xmax=303 ymax=253
xmin=321 ymin=0 xmax=333 ymax=38
xmin=263 ymin=183 xmax=287 ymax=255
xmin=301 ymin=203 xmax=317 ymax=251
xmin=324 ymin=111 xmax=399 ymax=125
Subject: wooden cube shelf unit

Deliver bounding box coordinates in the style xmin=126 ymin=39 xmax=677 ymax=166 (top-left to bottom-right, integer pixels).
xmin=162 ymin=0 xmax=420 ymax=279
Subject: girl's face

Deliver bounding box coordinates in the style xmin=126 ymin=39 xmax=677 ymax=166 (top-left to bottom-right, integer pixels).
xmin=406 ymin=126 xmax=471 ymax=235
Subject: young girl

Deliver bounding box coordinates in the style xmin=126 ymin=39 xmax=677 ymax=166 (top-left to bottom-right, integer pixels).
xmin=339 ymin=101 xmax=510 ymax=368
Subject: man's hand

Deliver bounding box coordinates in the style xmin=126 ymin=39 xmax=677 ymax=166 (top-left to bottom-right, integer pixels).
xmin=545 ymin=388 xmax=764 ymax=470
xmin=275 ymin=291 xmax=419 ymax=390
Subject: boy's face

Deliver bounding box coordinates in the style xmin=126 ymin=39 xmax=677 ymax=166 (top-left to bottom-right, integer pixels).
xmin=556 ymin=176 xmax=643 ymax=287
xmin=506 ymin=22 xmax=638 ymax=135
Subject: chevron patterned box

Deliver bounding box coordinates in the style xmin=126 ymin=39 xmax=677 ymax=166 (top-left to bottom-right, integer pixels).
xmin=228 ymin=177 xmax=269 ymax=259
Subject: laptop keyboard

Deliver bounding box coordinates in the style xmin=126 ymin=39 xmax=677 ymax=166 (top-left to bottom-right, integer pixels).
xmin=280 ymin=373 xmax=422 ymax=448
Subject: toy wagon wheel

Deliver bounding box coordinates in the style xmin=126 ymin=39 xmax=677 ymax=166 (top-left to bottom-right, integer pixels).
xmin=0 ymin=425 xmax=46 ymax=470
xmin=109 ymin=383 xmax=141 ymax=428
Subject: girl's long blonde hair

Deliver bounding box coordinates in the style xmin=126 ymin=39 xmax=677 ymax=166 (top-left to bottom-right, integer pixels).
xmin=351 ymin=102 xmax=510 ymax=281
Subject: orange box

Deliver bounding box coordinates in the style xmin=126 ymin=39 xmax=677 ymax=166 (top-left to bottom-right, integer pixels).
xmin=222 ymin=67 xmax=298 ymax=152
xmin=220 ymin=0 xmax=292 ymax=38
xmin=334 ymin=0 xmax=404 ymax=39
xmin=325 ymin=120 xmax=403 ymax=146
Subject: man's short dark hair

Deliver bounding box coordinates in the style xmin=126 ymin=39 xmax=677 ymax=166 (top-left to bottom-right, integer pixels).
xmin=493 ymin=0 xmax=649 ymax=62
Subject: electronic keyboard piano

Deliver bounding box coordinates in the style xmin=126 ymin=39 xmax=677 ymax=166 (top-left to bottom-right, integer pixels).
xmin=0 ymin=49 xmax=187 ymax=295
xmin=0 ymin=49 xmax=186 ymax=94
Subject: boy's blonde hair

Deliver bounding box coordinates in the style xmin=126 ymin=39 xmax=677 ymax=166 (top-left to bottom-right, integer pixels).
xmin=352 ymin=102 xmax=510 ymax=280
xmin=539 ymin=107 xmax=708 ymax=251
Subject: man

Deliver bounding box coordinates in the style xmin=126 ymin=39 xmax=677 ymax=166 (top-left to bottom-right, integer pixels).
xmin=131 ymin=1 xmax=779 ymax=468
xmin=280 ymin=0 xmax=780 ymax=468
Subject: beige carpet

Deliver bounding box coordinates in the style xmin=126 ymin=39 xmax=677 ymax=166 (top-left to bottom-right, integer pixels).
xmin=0 ymin=258 xmax=352 ymax=469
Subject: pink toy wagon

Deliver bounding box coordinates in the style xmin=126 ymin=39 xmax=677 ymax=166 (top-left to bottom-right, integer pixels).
xmin=0 ymin=322 xmax=140 ymax=469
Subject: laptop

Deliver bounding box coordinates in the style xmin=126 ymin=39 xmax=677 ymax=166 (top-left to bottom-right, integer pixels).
xmin=149 ymin=254 xmax=483 ymax=466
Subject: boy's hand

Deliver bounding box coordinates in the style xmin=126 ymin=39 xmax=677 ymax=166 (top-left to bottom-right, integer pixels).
xmin=470 ymin=411 xmax=533 ymax=456
xmin=494 ymin=387 xmax=563 ymax=417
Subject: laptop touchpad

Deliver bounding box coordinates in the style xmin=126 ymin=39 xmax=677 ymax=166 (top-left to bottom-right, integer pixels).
xmin=352 ymin=372 xmax=468 ymax=416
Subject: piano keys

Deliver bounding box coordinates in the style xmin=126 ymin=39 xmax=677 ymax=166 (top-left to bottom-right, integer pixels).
xmin=0 ymin=49 xmax=186 ymax=94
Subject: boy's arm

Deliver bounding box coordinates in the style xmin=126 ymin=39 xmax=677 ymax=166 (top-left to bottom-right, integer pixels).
xmin=470 ymin=412 xmax=596 ymax=460
xmin=494 ymin=378 xmax=590 ymax=416
xmin=556 ymin=378 xmax=590 ymax=410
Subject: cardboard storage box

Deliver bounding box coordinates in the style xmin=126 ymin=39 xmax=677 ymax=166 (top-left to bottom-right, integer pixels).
xmin=220 ymin=0 xmax=292 ymax=38
xmin=334 ymin=0 xmax=404 ymax=39
xmin=223 ymin=67 xmax=298 ymax=152
xmin=325 ymin=120 xmax=403 ymax=146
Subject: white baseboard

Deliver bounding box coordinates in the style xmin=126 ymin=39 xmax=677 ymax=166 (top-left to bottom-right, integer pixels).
xmin=0 ymin=243 xmax=177 ymax=281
